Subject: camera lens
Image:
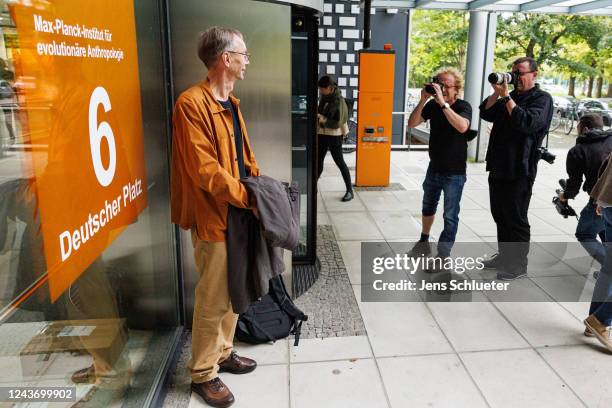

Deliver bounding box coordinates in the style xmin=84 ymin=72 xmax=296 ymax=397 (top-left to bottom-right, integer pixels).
xmin=488 ymin=73 xmax=505 ymax=85
xmin=488 ymin=72 xmax=515 ymax=85
xmin=509 ymin=72 xmax=517 ymax=85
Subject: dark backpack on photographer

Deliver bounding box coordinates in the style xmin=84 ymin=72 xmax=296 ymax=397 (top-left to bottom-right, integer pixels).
xmin=235 ymin=275 xmax=308 ymax=346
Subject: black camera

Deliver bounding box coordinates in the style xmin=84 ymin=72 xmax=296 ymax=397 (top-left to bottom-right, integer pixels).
xmin=425 ymin=77 xmax=444 ymax=95
xmin=538 ymin=146 xmax=556 ymax=164
xmin=488 ymin=72 xmax=517 ymax=86
xmin=552 ymin=179 xmax=577 ymax=218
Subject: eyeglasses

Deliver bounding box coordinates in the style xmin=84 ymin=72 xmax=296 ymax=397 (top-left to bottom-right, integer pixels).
xmin=512 ymin=70 xmax=535 ymax=77
xmin=226 ymin=50 xmax=251 ymax=60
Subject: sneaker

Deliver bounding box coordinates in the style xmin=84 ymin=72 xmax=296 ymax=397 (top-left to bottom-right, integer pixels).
xmin=584 ymin=327 xmax=595 ymax=337
xmin=584 ymin=314 xmax=612 ymax=353
xmin=496 ymin=267 xmax=527 ymax=281
xmin=406 ymin=241 xmax=432 ymax=258
xmin=482 ymin=253 xmax=503 ymax=270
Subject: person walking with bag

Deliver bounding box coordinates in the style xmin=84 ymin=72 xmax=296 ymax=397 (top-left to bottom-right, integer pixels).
xmin=316 ymin=75 xmax=353 ymax=202
xmin=584 ymin=152 xmax=612 ymax=352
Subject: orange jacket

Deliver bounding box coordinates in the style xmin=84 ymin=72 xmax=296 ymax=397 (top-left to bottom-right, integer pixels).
xmin=171 ymin=79 xmax=260 ymax=241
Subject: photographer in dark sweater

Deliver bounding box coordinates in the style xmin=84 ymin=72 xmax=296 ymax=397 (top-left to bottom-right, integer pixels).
xmin=479 ymin=57 xmax=553 ymax=281
xmin=560 ymin=113 xmax=612 ymax=268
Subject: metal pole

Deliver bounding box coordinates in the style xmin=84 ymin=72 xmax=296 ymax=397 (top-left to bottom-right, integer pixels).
xmin=363 ymin=0 xmax=371 ymax=49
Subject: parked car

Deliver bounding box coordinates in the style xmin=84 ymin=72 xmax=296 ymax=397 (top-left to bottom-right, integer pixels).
xmin=552 ymin=96 xmax=579 ymax=119
xmin=552 ymin=95 xmax=575 ymax=111
xmin=575 ymin=98 xmax=611 ymax=126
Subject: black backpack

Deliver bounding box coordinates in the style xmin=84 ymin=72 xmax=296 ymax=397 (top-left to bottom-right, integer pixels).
xmin=236 ymin=275 xmax=308 ymax=346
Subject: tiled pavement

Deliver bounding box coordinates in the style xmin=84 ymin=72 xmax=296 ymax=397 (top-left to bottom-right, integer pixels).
xmin=183 ymin=149 xmax=612 ymax=408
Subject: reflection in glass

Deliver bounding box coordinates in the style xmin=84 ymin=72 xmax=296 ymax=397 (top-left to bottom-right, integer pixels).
xmin=0 ymin=1 xmax=179 ymax=406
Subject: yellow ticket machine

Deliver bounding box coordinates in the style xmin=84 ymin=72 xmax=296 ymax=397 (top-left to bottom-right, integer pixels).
xmin=355 ymin=48 xmax=395 ymax=186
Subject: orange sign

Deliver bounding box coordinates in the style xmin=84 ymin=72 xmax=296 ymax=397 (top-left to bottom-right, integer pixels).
xmin=11 ymin=1 xmax=147 ymax=301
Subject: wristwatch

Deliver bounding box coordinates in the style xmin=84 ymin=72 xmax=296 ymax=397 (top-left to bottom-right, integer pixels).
xmin=441 ymin=102 xmax=450 ymax=110
xmin=500 ymin=96 xmax=511 ymax=104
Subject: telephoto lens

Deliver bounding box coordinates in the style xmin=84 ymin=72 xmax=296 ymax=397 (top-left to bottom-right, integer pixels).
xmin=488 ymin=72 xmax=515 ymax=85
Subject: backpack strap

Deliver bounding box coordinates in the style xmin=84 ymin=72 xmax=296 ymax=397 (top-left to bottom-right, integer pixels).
xmin=276 ymin=297 xmax=308 ymax=346
xmin=268 ymin=275 xmax=309 ymax=346
xmin=292 ymin=319 xmax=305 ymax=346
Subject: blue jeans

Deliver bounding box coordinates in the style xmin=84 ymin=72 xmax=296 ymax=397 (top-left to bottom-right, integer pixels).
xmin=589 ymin=206 xmax=612 ymax=326
xmin=575 ymin=201 xmax=606 ymax=265
xmin=422 ymin=166 xmax=467 ymax=257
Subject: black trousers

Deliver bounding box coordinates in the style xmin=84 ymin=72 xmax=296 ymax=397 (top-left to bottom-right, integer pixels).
xmin=489 ymin=176 xmax=534 ymax=270
xmin=317 ymin=134 xmax=352 ymax=192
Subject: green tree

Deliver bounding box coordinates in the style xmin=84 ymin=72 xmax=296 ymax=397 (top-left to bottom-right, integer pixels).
xmin=409 ymin=10 xmax=469 ymax=88
xmin=495 ymin=14 xmax=611 ymax=97
xmin=495 ymin=13 xmax=569 ymax=68
xmin=560 ymin=16 xmax=610 ymax=97
xmin=555 ymin=40 xmax=596 ymax=97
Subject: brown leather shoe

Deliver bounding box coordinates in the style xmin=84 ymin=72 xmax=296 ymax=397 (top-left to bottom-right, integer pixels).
xmin=71 ymin=365 xmax=121 ymax=385
xmin=584 ymin=315 xmax=612 ymax=353
xmin=218 ymin=351 xmax=257 ymax=374
xmin=191 ymin=378 xmax=235 ymax=408
xmin=72 ymin=365 xmax=96 ymax=384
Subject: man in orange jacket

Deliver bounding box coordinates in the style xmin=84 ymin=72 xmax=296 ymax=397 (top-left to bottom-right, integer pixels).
xmin=171 ymin=26 xmax=259 ymax=408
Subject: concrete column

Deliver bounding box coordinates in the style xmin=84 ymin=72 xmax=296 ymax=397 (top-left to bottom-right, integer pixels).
xmin=464 ymin=11 xmax=497 ymax=162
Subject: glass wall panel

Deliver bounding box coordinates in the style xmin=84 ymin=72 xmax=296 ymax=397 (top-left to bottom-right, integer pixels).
xmin=291 ymin=9 xmax=318 ymax=265
xmin=0 ymin=1 xmax=179 ymax=406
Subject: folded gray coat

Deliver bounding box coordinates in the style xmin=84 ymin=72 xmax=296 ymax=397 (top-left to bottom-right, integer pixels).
xmin=227 ymin=175 xmax=300 ymax=314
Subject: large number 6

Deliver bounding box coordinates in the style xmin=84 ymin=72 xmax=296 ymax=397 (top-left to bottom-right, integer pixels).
xmin=89 ymin=86 xmax=116 ymax=187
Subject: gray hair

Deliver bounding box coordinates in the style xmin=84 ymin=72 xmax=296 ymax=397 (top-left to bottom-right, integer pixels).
xmin=197 ymin=26 xmax=243 ymax=69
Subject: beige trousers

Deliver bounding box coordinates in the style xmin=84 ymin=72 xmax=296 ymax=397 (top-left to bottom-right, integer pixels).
xmin=188 ymin=232 xmax=237 ymax=383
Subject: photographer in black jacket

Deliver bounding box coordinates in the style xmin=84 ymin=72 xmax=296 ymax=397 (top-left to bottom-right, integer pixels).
xmin=560 ymin=113 xmax=612 ymax=269
xmin=479 ymin=57 xmax=553 ymax=280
